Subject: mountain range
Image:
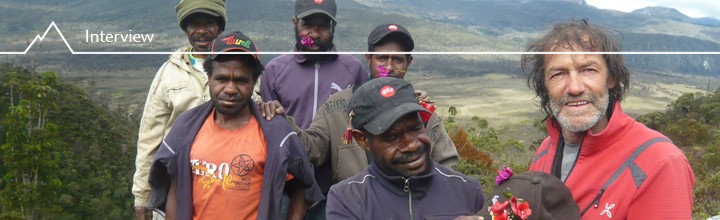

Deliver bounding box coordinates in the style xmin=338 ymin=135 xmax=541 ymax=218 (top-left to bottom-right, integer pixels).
xmin=1 ymin=0 xmax=719 ymax=77
xmin=632 ymin=6 xmax=720 ymax=27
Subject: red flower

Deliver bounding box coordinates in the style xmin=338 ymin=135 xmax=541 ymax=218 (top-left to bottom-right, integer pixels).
xmin=419 ymin=101 xmax=435 ymax=122
xmin=510 ymin=197 xmax=532 ymax=220
xmin=489 ymin=201 xmax=510 ymax=220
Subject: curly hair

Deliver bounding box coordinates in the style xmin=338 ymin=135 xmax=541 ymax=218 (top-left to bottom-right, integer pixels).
xmin=522 ymin=19 xmax=630 ymax=117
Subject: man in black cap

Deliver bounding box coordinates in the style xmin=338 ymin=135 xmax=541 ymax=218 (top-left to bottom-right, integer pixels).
xmin=148 ymin=31 xmax=322 ymax=220
xmin=260 ymin=23 xmax=458 ymax=186
xmin=133 ymin=0 xmax=227 ymax=218
xmin=325 ymin=77 xmax=483 ymax=219
xmin=260 ymin=0 xmax=368 ymax=218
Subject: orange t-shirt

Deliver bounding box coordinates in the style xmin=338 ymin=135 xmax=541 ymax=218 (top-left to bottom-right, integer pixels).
xmin=189 ymin=112 xmax=267 ymax=220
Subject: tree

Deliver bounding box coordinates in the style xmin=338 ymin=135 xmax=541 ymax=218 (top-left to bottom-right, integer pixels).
xmin=1 ymin=66 xmax=136 ymax=219
xmin=1 ymin=72 xmax=63 ymax=219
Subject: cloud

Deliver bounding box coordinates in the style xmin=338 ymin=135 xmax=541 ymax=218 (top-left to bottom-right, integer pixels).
xmin=586 ymin=0 xmax=720 ymax=20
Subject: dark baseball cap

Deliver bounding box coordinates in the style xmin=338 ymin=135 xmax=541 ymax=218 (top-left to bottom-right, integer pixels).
xmin=208 ymin=31 xmax=260 ymax=62
xmin=479 ymin=172 xmax=581 ymax=220
xmin=348 ymin=77 xmax=428 ymax=135
xmin=295 ymin=0 xmax=337 ymax=22
xmin=368 ymin=23 xmax=414 ymax=51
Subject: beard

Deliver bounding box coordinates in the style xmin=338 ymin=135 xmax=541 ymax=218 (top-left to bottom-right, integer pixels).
xmin=294 ymin=27 xmax=336 ymax=61
xmin=550 ymin=91 xmax=610 ymax=133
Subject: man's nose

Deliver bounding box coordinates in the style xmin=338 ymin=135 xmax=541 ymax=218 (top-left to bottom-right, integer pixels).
xmin=566 ymin=72 xmax=585 ymax=96
xmin=397 ymin=133 xmax=421 ymax=153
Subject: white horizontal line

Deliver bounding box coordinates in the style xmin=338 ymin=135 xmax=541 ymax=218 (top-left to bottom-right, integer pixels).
xmin=2 ymin=21 xmax=720 ymax=55
xmin=4 ymin=51 xmax=720 ymax=55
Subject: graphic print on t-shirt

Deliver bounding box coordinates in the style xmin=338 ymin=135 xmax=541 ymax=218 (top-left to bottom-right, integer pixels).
xmin=189 ymin=111 xmax=267 ymax=219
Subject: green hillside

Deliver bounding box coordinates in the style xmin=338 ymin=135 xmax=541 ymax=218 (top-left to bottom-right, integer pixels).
xmin=0 ymin=64 xmax=137 ymax=219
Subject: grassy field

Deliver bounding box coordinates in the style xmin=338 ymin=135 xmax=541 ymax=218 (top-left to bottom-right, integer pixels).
xmin=47 ymin=63 xmax=713 ymax=147
xmin=406 ymin=71 xmax=710 ymax=145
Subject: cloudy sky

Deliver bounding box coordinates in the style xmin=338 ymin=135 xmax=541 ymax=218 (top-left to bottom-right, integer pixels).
xmin=585 ymin=0 xmax=720 ymax=20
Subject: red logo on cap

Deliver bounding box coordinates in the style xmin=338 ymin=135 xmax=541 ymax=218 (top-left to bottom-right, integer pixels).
xmin=314 ymin=0 xmax=323 ymax=4
xmin=380 ymin=86 xmax=395 ymax=98
xmin=388 ymin=25 xmax=398 ymax=31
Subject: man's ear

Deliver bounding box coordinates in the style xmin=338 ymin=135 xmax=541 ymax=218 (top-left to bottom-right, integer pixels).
xmin=352 ymin=129 xmax=370 ymax=151
xmin=607 ymin=76 xmax=617 ymax=89
xmin=292 ymin=17 xmax=298 ymax=28
xmin=406 ymin=55 xmax=414 ymax=68
xmin=365 ymin=54 xmax=373 ymax=65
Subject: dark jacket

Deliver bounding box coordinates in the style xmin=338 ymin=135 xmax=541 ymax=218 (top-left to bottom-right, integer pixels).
xmin=326 ymin=162 xmax=484 ymax=220
xmin=149 ymin=101 xmax=324 ymax=220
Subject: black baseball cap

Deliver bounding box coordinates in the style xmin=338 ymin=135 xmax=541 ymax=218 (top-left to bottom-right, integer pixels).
xmin=368 ymin=23 xmax=414 ymax=51
xmin=479 ymin=172 xmax=581 ymax=220
xmin=208 ymin=31 xmax=260 ymax=62
xmin=349 ymin=77 xmax=428 ymax=135
xmin=295 ymin=0 xmax=337 ymax=22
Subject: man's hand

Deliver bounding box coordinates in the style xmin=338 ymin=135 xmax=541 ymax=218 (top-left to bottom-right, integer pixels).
xmin=258 ymin=100 xmax=286 ymax=121
xmin=135 ymin=206 xmax=152 ymax=220
xmin=415 ymin=90 xmax=433 ymax=103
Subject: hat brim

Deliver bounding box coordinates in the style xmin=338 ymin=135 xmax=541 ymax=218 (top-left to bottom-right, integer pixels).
xmin=210 ymin=48 xmax=260 ymax=62
xmin=370 ymin=31 xmax=414 ymax=51
xmin=296 ymin=9 xmax=336 ymax=21
xmin=363 ymin=102 xmax=429 ymax=135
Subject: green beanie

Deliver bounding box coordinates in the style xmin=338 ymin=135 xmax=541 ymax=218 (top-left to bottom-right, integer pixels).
xmin=175 ymin=0 xmax=227 ymax=31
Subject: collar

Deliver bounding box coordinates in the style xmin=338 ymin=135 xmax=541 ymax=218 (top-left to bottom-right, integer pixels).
xmin=293 ymin=45 xmax=339 ymax=64
xmin=368 ymin=161 xmax=436 ymax=198
xmin=546 ymin=101 xmax=634 ymax=155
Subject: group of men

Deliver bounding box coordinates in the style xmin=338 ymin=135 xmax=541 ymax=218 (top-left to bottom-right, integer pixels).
xmin=131 ymin=0 xmax=695 ymax=219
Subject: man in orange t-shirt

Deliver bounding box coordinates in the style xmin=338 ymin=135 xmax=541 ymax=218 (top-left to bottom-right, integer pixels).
xmin=149 ymin=31 xmax=323 ymax=220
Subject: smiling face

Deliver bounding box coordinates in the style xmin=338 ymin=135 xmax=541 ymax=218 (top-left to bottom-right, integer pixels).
xmin=184 ymin=13 xmax=220 ymax=57
xmin=209 ymin=55 xmax=256 ymax=118
xmin=543 ymin=47 xmax=614 ymax=133
xmin=353 ymin=112 xmax=431 ymax=177
xmin=366 ymin=40 xmax=412 ymax=79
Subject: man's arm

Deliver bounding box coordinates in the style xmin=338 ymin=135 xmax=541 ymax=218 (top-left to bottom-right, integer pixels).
xmin=165 ymin=180 xmax=177 ymax=220
xmin=258 ymin=100 xmax=332 ymax=166
xmin=285 ymin=181 xmax=308 ymax=220
xmin=427 ymin=112 xmax=460 ymax=167
xmin=326 ymin=187 xmax=360 ymax=219
xmin=626 ymin=153 xmax=694 ymax=219
xmin=133 ymin=65 xmax=171 ymax=217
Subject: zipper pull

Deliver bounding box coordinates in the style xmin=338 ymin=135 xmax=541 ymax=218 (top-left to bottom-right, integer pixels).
xmin=593 ymin=189 xmax=605 ymax=208
xmin=403 ymin=177 xmax=410 ymax=192
xmin=314 ymin=61 xmax=320 ymax=69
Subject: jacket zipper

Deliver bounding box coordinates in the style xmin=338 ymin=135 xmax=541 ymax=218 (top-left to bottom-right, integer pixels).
xmin=313 ymin=62 xmax=320 ymax=119
xmin=403 ymin=177 xmax=413 ymax=220
xmin=580 ymin=188 xmax=605 ymax=216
